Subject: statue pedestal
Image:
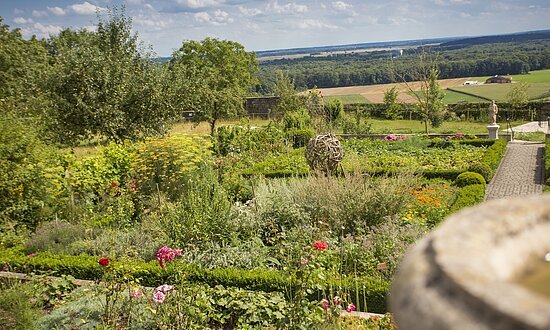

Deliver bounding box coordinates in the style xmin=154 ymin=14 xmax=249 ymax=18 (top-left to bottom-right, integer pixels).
xmin=487 ymin=124 xmax=499 ymax=140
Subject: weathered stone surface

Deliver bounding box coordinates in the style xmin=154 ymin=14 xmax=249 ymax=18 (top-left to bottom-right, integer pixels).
xmin=390 ymin=195 xmax=550 ymax=330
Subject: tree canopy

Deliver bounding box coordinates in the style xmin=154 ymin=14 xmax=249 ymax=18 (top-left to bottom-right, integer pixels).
xmin=169 ymin=38 xmax=258 ymax=135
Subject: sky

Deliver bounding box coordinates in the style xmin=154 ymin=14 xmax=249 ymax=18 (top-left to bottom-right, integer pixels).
xmin=1 ymin=0 xmax=549 ymax=56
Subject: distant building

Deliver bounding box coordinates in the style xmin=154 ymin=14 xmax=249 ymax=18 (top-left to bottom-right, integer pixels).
xmin=463 ymin=80 xmax=479 ymax=85
xmin=485 ymin=75 xmax=512 ymax=84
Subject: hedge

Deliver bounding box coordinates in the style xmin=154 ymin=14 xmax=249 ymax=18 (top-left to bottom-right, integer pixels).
xmin=449 ymin=184 xmax=486 ymax=212
xmin=0 ymin=248 xmax=389 ymax=313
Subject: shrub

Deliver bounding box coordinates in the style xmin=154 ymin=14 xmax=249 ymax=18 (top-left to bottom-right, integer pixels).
xmin=450 ymin=184 xmax=486 ymax=212
xmin=131 ymin=135 xmax=211 ymax=199
xmin=467 ymin=163 xmax=492 ymax=183
xmin=0 ymin=282 xmax=42 ymax=330
xmin=25 ymin=221 xmax=92 ymax=255
xmin=213 ymin=122 xmax=286 ymax=157
xmin=0 ymin=115 xmax=55 ymax=228
xmin=453 ymin=172 xmax=486 ymax=188
xmin=324 ymin=99 xmax=344 ymax=124
xmin=282 ymin=109 xmax=311 ymax=130
xmin=288 ymin=127 xmax=315 ymax=148
xmin=481 ymin=138 xmax=507 ymax=172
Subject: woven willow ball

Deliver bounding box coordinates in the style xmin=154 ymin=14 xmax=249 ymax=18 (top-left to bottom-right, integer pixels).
xmin=305 ymin=134 xmax=343 ymax=175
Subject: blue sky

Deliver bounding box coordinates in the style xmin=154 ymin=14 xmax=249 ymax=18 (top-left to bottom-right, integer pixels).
xmin=1 ymin=0 xmax=549 ymax=56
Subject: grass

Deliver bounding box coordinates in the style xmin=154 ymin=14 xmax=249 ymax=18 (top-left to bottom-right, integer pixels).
xmin=452 ymin=82 xmax=550 ymax=102
xmin=325 ymin=94 xmax=370 ymax=104
xmin=442 ymin=90 xmax=487 ymax=103
xmin=364 ymin=119 xmax=525 ymax=134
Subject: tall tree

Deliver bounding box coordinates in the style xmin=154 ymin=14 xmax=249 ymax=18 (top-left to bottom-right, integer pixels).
xmin=383 ymin=86 xmax=402 ymax=120
xmin=398 ymin=51 xmax=446 ymax=134
xmin=47 ymin=8 xmax=172 ymax=144
xmin=272 ymin=71 xmax=304 ymax=118
xmin=169 ymin=38 xmax=257 ymax=136
xmin=506 ymin=81 xmax=529 ymax=119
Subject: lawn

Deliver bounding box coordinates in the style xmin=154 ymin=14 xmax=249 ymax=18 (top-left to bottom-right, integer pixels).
xmin=442 ymin=89 xmax=487 ymax=103
xmin=451 ymin=82 xmax=550 ymax=102
xmin=324 ymin=94 xmax=370 ymax=104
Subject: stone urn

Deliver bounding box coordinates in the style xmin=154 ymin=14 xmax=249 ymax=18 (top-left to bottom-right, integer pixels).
xmin=390 ymin=194 xmax=550 ymax=330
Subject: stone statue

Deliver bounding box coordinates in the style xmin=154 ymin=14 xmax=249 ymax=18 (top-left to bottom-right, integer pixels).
xmin=488 ymin=100 xmax=498 ymax=125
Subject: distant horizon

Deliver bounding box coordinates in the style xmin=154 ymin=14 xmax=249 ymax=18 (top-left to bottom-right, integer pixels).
xmin=1 ymin=0 xmax=549 ymax=56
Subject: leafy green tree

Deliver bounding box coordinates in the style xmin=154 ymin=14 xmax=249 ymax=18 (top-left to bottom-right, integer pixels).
xmin=169 ymin=38 xmax=258 ymax=136
xmin=506 ymin=81 xmax=529 ymax=118
xmin=0 ymin=17 xmax=50 ymax=118
xmin=47 ymin=8 xmax=172 ymax=144
xmin=272 ymin=71 xmax=304 ymax=117
xmin=383 ymin=86 xmax=402 ymax=120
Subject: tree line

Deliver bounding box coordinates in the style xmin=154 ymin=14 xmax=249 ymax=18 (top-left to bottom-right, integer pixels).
xmin=257 ymin=41 xmax=550 ymax=91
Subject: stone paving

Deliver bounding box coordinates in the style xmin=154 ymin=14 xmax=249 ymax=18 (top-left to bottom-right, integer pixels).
xmin=485 ymin=140 xmax=545 ymax=200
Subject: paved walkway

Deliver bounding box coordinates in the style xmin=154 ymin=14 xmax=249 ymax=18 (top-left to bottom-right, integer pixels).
xmin=485 ymin=140 xmax=545 ymax=200
xmin=506 ymin=121 xmax=549 ymax=133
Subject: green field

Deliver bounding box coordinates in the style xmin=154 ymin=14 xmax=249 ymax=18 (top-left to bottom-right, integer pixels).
xmin=451 ymin=82 xmax=550 ymax=102
xmin=324 ymin=94 xmax=370 ymax=104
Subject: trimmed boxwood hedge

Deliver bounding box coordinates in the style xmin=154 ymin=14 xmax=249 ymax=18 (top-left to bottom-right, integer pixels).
xmin=545 ymin=138 xmax=550 ymax=186
xmin=0 ymin=248 xmax=389 ymax=313
xmin=450 ymin=184 xmax=486 ymax=212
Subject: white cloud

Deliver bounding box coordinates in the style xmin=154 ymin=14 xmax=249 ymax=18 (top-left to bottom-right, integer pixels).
xmin=14 ymin=8 xmax=24 ymax=15
xmin=295 ymin=19 xmax=338 ymax=30
xmin=194 ymin=9 xmax=233 ymax=25
xmin=332 ymin=1 xmax=352 ymax=11
xmin=32 ymin=10 xmax=48 ymax=17
xmin=48 ymin=6 xmax=67 ymax=16
xmin=144 ymin=3 xmax=155 ymax=10
xmin=267 ymin=1 xmax=308 ymax=14
xmin=69 ymin=2 xmax=107 ymax=15
xmin=33 ymin=22 xmax=63 ymax=35
xmin=176 ymin=0 xmax=221 ymax=9
xmin=239 ymin=6 xmax=262 ymax=16
xmin=13 ymin=17 xmax=33 ymax=24
xmin=126 ymin=0 xmax=144 ymax=4
xmin=134 ymin=16 xmax=169 ymax=29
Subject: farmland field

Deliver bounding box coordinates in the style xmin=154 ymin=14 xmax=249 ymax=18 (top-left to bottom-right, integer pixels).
xmin=315 ymin=69 xmax=550 ymax=104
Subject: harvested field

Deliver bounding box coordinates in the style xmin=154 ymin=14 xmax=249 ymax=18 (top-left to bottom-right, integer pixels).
xmin=316 ymin=78 xmax=471 ymax=103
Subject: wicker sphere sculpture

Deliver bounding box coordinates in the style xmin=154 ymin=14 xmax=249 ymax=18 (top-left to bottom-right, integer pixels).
xmin=305 ymin=134 xmax=343 ymax=175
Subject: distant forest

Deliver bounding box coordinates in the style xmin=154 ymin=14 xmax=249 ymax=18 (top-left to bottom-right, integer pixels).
xmin=256 ymin=38 xmax=550 ymax=93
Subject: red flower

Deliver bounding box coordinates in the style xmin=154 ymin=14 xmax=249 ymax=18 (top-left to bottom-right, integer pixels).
xmin=111 ymin=181 xmax=118 ymax=187
xmin=313 ymin=241 xmax=328 ymax=251
xmin=98 ymin=258 xmax=109 ymax=267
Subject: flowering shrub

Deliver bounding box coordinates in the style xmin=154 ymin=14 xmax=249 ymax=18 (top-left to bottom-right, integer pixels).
xmin=156 ymin=246 xmax=181 ymax=269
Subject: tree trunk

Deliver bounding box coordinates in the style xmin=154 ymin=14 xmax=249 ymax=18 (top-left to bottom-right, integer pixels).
xmin=210 ymin=119 xmax=217 ymax=136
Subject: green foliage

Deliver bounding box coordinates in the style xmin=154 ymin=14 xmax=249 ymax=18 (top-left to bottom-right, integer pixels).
xmin=467 ymin=163 xmax=492 ymax=183
xmin=25 ymin=222 xmax=91 ymax=255
xmin=0 ymin=115 xmax=54 ymax=229
xmin=243 ymin=148 xmax=310 ymax=177
xmin=169 ymin=38 xmax=258 ymax=135
xmin=383 ymin=86 xmax=402 ymax=120
xmin=213 ymin=122 xmax=286 ymax=157
xmin=507 ymin=81 xmax=530 ymax=110
xmin=160 ymin=166 xmax=234 ymax=246
xmin=283 ymin=109 xmax=312 ymax=130
xmin=0 ymin=248 xmax=390 ymax=313
xmin=324 ymin=99 xmax=345 ymax=124
xmin=0 ymin=281 xmax=42 ymax=330
xmin=450 ymin=184 xmax=486 ymax=212
xmin=47 ymin=8 xmax=173 ymax=143
xmin=273 ymin=71 xmax=305 ymax=117
xmin=131 ymin=135 xmax=211 ymax=199
xmin=480 ymin=138 xmax=508 ymax=173
xmin=453 ymin=172 xmax=486 ymax=188
xmin=288 ymin=128 xmax=316 ymax=148
xmin=342 ymin=110 xmax=373 ymax=135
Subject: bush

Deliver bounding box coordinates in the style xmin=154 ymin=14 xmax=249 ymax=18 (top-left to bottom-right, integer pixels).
xmin=0 ymin=247 xmax=390 ymax=313
xmin=467 ymin=163 xmax=492 ymax=183
xmin=450 ymin=184 xmax=486 ymax=212
xmin=131 ymin=135 xmax=211 ymax=199
xmin=288 ymin=128 xmax=315 ymax=148
xmin=0 ymin=115 xmax=55 ymax=229
xmin=25 ymin=221 xmax=92 ymax=255
xmin=0 ymin=282 xmax=42 ymax=330
xmin=481 ymin=138 xmax=507 ymax=172
xmin=453 ymin=172 xmax=486 ymax=188
xmin=213 ymin=122 xmax=286 ymax=157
